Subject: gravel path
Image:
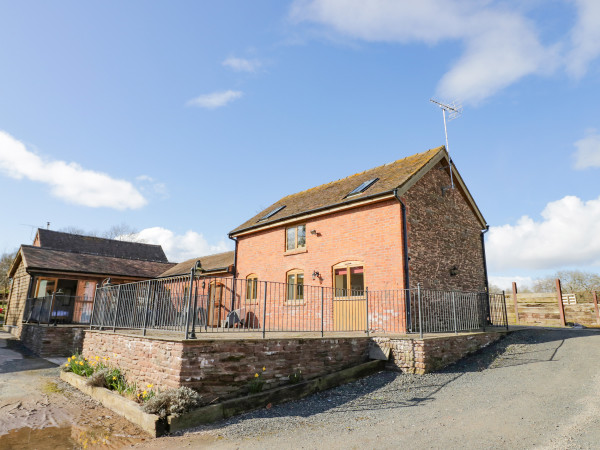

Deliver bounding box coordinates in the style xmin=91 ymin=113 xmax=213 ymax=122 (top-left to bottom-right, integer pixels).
xmin=136 ymin=328 xmax=600 ymax=450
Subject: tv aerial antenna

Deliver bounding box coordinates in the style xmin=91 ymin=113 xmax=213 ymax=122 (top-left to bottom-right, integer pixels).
xmin=430 ymin=99 xmax=462 ymax=190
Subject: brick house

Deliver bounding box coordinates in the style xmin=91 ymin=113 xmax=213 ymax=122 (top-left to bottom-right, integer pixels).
xmin=228 ymin=146 xmax=489 ymax=333
xmin=4 ymin=229 xmax=174 ymax=338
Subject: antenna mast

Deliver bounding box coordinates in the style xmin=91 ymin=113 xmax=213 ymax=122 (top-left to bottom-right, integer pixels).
xmin=430 ymin=99 xmax=462 ymax=190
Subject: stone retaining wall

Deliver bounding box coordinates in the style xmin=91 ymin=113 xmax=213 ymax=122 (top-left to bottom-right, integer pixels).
xmin=19 ymin=324 xmax=86 ymax=357
xmin=82 ymin=331 xmax=371 ymax=402
xmin=372 ymin=331 xmax=504 ymax=374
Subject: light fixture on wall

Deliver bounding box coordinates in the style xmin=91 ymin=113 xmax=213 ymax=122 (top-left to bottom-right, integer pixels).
xmin=312 ymin=270 xmax=321 ymax=280
xmin=449 ymin=266 xmax=458 ymax=277
xmin=310 ymin=229 xmax=318 ymax=235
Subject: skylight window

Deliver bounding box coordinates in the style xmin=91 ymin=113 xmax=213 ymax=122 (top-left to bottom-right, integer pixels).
xmin=346 ymin=178 xmax=379 ymax=197
xmin=258 ymin=205 xmax=286 ymax=221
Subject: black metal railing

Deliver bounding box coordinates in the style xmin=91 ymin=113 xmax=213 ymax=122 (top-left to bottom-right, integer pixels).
xmin=90 ymin=274 xmax=509 ymax=338
xmin=25 ymin=295 xmax=94 ymax=325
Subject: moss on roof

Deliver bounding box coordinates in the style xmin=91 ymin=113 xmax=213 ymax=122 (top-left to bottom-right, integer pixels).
xmin=230 ymin=146 xmax=443 ymax=235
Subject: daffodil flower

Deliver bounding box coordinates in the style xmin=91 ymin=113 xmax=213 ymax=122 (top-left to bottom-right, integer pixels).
xmin=255 ymin=373 xmax=259 ymax=378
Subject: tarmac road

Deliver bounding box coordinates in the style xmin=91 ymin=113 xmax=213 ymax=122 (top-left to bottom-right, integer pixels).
xmin=137 ymin=328 xmax=600 ymax=450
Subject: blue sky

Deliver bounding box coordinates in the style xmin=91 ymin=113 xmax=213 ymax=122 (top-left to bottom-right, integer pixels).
xmin=1 ymin=1 xmax=600 ymax=289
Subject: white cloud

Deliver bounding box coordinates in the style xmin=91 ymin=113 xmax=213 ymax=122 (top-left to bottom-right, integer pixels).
xmin=136 ymin=175 xmax=169 ymax=199
xmin=186 ymin=90 xmax=243 ymax=109
xmin=488 ymin=275 xmax=534 ymax=291
xmin=567 ymin=0 xmax=600 ymax=78
xmin=222 ymin=57 xmax=262 ymax=73
xmin=133 ymin=227 xmax=232 ymax=262
xmin=289 ymin=1 xmax=562 ymax=104
xmin=486 ymin=195 xmax=600 ymax=272
xmin=0 ymin=130 xmax=146 ymax=210
xmin=573 ymin=130 xmax=600 ymax=169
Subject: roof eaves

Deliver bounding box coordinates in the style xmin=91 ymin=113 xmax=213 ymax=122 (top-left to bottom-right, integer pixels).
xmin=229 ymin=190 xmax=396 ymax=237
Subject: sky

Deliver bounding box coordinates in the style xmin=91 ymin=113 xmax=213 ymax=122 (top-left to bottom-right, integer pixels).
xmin=1 ymin=0 xmax=600 ymax=290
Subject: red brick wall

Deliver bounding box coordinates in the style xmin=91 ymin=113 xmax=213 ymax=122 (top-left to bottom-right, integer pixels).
xmin=82 ymin=331 xmax=371 ymax=402
xmin=403 ymin=162 xmax=486 ymax=292
xmin=235 ymin=198 xmax=405 ymax=291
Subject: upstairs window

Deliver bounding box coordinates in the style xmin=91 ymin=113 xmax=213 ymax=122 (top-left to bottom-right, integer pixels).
xmin=286 ymin=224 xmax=306 ymax=251
xmin=333 ymin=262 xmax=365 ymax=298
xmin=346 ymin=178 xmax=379 ymax=197
xmin=259 ymin=205 xmax=285 ymax=222
xmin=286 ymin=270 xmax=304 ymax=301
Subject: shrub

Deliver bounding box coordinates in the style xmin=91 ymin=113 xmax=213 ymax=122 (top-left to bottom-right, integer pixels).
xmin=86 ymin=368 xmax=110 ymax=388
xmin=141 ymin=387 xmax=202 ymax=418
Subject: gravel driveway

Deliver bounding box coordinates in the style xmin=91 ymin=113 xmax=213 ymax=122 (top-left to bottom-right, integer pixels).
xmin=136 ymin=328 xmax=600 ymax=450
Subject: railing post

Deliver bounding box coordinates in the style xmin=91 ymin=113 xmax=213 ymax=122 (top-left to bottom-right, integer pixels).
xmin=142 ymin=280 xmax=152 ymax=337
xmin=190 ymin=285 xmax=198 ymax=339
xmin=365 ymin=287 xmax=370 ymax=336
xmin=262 ymin=281 xmax=267 ymax=339
xmin=112 ymin=285 xmax=122 ymax=332
xmin=184 ymin=268 xmax=196 ymax=339
xmin=321 ymin=287 xmax=324 ymax=338
xmin=418 ymin=283 xmax=423 ymax=339
xmin=452 ymin=292 xmax=458 ymax=334
xmin=47 ymin=292 xmax=56 ymax=326
xmin=502 ymin=291 xmax=509 ymax=330
xmin=481 ymin=293 xmax=486 ymax=332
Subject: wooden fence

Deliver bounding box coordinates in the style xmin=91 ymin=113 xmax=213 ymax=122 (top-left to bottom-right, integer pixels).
xmin=500 ymin=280 xmax=600 ymax=328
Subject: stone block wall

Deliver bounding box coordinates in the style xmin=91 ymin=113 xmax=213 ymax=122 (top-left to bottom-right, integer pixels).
xmin=372 ymin=331 xmax=503 ymax=374
xmin=19 ymin=324 xmax=86 ymax=357
xmin=403 ymin=162 xmax=487 ymax=292
xmin=82 ymin=331 xmax=371 ymax=402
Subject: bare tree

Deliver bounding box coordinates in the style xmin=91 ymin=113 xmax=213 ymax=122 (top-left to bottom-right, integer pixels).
xmin=533 ymin=270 xmax=600 ymax=293
xmin=0 ymin=250 xmax=17 ymax=298
xmin=102 ymin=223 xmax=144 ymax=242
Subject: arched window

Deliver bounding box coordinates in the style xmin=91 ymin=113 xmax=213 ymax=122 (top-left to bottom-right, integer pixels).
xmin=332 ymin=261 xmax=365 ymax=298
xmin=286 ymin=269 xmax=304 ymax=301
xmin=246 ymin=274 xmax=258 ymax=301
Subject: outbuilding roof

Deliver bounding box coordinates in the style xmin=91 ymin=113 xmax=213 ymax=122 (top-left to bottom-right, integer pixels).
xmin=17 ymin=245 xmax=174 ymax=279
xmin=158 ymin=251 xmax=235 ymax=278
xmin=35 ymin=229 xmax=168 ymax=263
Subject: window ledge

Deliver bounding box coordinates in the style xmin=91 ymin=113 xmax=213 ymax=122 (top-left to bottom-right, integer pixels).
xmin=284 ymin=248 xmax=307 ymax=256
xmin=285 ymin=300 xmax=306 ymax=306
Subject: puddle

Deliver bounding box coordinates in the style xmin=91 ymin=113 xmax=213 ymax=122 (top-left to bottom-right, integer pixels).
xmin=0 ymin=425 xmax=147 ymax=449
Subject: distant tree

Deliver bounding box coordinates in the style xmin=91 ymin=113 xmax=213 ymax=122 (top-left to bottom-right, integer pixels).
xmin=58 ymin=223 xmax=145 ymax=243
xmin=533 ymin=270 xmax=600 ymax=293
xmin=488 ymin=283 xmax=505 ymax=294
xmin=102 ymin=223 xmax=144 ymax=242
xmin=0 ymin=250 xmax=17 ymax=298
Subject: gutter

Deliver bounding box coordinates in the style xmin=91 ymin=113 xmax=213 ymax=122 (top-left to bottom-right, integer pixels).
xmin=393 ymin=188 xmax=411 ymax=331
xmin=480 ymin=226 xmax=490 ymax=293
xmin=228 ymin=234 xmax=238 ymax=311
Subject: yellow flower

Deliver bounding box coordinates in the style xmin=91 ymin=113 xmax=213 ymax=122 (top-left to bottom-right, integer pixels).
xmin=95 ymin=356 xmax=99 ymax=361
xmin=84 ymin=358 xmax=88 ymax=361
xmin=112 ymin=376 xmax=116 ymax=380
xmin=254 ymin=373 xmax=259 ymax=378
xmin=71 ymin=355 xmax=76 ymax=359
xmin=67 ymin=357 xmax=71 ymax=362
xmin=147 ymin=384 xmax=153 ymax=389
xmin=262 ymin=367 xmax=266 ymax=371
xmin=142 ymin=390 xmax=147 ymax=395
xmin=79 ymin=361 xmax=84 ymax=366
xmin=65 ymin=363 xmax=69 ymax=366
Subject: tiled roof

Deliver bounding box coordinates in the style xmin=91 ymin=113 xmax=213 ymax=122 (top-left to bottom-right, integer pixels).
xmin=36 ymin=229 xmax=169 ymax=263
xmin=159 ymin=251 xmax=235 ymax=278
xmin=20 ymin=245 xmax=175 ymax=278
xmin=230 ymin=147 xmax=443 ymax=235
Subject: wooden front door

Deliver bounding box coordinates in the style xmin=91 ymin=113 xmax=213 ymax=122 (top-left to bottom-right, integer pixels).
xmin=207 ymin=283 xmax=224 ymax=327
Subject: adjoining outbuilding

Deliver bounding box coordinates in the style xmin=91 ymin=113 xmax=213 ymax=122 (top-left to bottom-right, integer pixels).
xmin=4 ymin=229 xmax=174 ymax=355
